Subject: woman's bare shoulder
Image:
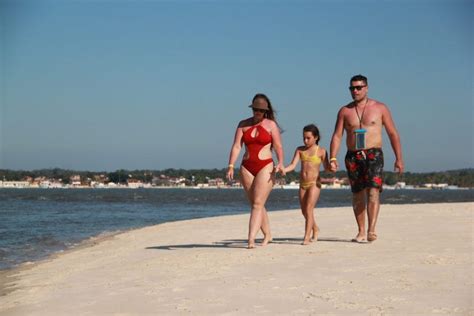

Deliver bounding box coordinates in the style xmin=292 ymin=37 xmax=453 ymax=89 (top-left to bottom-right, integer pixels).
xmin=264 ymin=119 xmax=279 ymax=130
xmin=237 ymin=117 xmax=254 ymax=128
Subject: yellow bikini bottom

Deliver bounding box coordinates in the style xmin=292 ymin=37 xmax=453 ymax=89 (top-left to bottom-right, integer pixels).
xmin=300 ymin=179 xmax=322 ymax=189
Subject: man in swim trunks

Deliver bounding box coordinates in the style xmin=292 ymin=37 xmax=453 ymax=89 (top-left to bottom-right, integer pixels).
xmin=329 ymin=75 xmax=404 ymax=242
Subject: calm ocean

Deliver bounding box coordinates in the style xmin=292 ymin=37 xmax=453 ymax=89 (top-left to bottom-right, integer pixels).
xmin=0 ymin=188 xmax=472 ymax=270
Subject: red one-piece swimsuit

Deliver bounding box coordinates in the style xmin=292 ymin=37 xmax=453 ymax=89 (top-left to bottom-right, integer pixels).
xmin=241 ymin=124 xmax=274 ymax=176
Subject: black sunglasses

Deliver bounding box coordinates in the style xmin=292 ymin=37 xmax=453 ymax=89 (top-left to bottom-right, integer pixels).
xmin=349 ymin=85 xmax=366 ymax=92
xmin=252 ymin=108 xmax=267 ymax=113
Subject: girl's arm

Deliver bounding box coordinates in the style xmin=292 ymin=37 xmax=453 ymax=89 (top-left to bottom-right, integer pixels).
xmin=321 ymin=148 xmax=331 ymax=172
xmin=283 ymin=148 xmax=300 ymax=174
xmin=227 ymin=125 xmax=244 ymax=180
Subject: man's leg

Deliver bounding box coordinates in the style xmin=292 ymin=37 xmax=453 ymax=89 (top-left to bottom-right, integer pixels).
xmin=366 ymin=188 xmax=380 ymax=241
xmin=366 ymin=148 xmax=384 ymax=241
xmin=352 ymin=190 xmax=367 ymax=242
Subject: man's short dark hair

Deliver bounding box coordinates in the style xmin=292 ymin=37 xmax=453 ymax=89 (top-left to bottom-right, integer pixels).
xmin=350 ymin=74 xmax=368 ymax=85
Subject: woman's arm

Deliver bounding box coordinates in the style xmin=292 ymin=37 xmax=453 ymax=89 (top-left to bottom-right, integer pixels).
xmin=270 ymin=121 xmax=285 ymax=174
xmin=226 ymin=125 xmax=244 ymax=180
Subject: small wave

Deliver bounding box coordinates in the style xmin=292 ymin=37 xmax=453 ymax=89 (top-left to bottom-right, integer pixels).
xmin=0 ymin=247 xmax=8 ymax=259
xmin=29 ymin=235 xmax=65 ymax=247
xmin=76 ymin=230 xmax=124 ymax=246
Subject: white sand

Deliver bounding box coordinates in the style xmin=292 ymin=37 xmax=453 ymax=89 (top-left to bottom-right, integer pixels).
xmin=1 ymin=202 xmax=472 ymax=315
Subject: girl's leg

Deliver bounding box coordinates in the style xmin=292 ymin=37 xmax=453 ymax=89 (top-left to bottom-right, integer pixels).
xmin=299 ymin=188 xmax=310 ymax=244
xmin=302 ymin=187 xmax=317 ymax=244
xmin=299 ymin=187 xmax=308 ymax=219
xmin=308 ymin=186 xmax=321 ymax=241
xmin=241 ymin=164 xmax=274 ymax=249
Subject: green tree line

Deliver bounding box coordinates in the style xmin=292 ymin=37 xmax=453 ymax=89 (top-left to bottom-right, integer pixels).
xmin=0 ymin=168 xmax=473 ymax=187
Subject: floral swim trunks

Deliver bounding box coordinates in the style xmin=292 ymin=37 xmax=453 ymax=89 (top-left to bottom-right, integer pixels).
xmin=345 ymin=148 xmax=384 ymax=193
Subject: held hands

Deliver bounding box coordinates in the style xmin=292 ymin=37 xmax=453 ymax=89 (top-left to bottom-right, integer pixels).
xmin=274 ymin=163 xmax=286 ymax=176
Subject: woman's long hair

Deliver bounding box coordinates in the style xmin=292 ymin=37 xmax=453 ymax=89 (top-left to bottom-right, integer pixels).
xmin=252 ymin=93 xmax=283 ymax=132
xmin=252 ymin=93 xmax=276 ymax=121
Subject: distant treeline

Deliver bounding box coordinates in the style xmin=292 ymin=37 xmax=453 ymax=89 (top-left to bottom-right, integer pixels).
xmin=295 ymin=169 xmax=474 ymax=187
xmin=1 ymin=168 xmax=473 ymax=187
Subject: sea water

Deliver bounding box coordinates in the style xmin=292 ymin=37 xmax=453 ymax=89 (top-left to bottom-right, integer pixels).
xmin=0 ymin=188 xmax=472 ymax=270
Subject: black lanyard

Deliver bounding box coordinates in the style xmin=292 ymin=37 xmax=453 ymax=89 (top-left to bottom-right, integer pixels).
xmin=355 ymin=99 xmax=368 ymax=129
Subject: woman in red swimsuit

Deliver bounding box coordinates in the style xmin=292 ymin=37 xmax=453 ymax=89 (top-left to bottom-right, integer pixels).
xmin=227 ymin=94 xmax=285 ymax=249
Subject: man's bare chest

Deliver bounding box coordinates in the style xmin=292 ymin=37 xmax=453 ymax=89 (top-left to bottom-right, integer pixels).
xmin=344 ymin=110 xmax=382 ymax=129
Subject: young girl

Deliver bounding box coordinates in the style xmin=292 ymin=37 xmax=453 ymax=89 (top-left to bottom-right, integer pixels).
xmin=284 ymin=124 xmax=330 ymax=245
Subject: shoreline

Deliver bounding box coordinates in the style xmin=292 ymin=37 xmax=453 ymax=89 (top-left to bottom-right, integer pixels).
xmin=0 ymin=229 xmax=124 ymax=297
xmin=1 ymin=202 xmax=472 ymax=315
xmin=2 ymin=198 xmax=473 ymax=273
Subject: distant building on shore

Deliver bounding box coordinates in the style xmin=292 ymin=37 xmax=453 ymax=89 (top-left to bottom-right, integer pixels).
xmin=320 ymin=177 xmax=349 ymax=188
xmin=0 ymin=181 xmax=30 ymax=188
xmin=127 ymin=179 xmax=144 ymax=189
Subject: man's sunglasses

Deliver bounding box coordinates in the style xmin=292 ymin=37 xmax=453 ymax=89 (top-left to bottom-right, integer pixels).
xmin=349 ymin=85 xmax=366 ymax=92
xmin=252 ymin=108 xmax=267 ymax=113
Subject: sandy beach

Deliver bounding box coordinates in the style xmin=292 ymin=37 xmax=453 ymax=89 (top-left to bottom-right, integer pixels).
xmin=1 ymin=202 xmax=472 ymax=315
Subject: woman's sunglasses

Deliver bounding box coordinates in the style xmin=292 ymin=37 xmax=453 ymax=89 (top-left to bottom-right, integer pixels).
xmin=252 ymin=108 xmax=267 ymax=113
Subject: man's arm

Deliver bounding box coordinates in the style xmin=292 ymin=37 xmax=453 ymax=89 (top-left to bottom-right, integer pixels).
xmin=329 ymin=108 xmax=345 ymax=172
xmin=382 ymin=105 xmax=404 ymax=173
xmin=321 ymin=148 xmax=331 ymax=172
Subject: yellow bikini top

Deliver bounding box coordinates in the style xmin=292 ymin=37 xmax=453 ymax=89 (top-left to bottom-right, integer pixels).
xmin=300 ymin=146 xmax=321 ymax=165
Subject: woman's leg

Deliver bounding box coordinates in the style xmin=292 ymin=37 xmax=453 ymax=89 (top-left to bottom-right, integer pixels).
xmin=240 ymin=169 xmax=272 ymax=245
xmin=241 ymin=163 xmax=274 ymax=248
xmin=260 ymin=209 xmax=272 ymax=245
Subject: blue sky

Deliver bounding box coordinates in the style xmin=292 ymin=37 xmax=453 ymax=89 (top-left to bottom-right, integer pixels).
xmin=1 ymin=0 xmax=472 ymax=172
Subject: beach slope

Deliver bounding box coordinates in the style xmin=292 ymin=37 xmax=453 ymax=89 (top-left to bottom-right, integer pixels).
xmin=1 ymin=202 xmax=472 ymax=315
